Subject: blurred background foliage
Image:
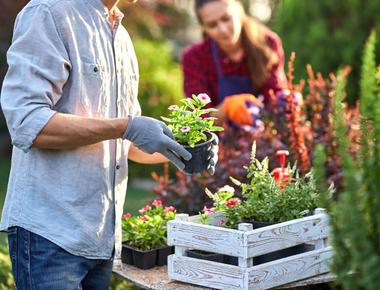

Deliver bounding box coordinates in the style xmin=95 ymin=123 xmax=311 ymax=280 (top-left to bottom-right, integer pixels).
xmin=273 ymin=0 xmax=380 ymax=103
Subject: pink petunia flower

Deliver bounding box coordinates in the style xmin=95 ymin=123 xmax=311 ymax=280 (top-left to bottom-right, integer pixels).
xmin=152 ymin=199 xmax=163 ymax=207
xmin=203 ymin=206 xmax=215 ymax=214
xmin=123 ymin=213 xmax=132 ymax=219
xmin=168 ymin=105 xmax=179 ymax=110
xmin=139 ymin=205 xmax=151 ymax=214
xmin=197 ymin=93 xmax=211 ymax=104
xmin=180 ymin=126 xmax=190 ymax=133
xmin=165 ymin=206 xmax=176 ymax=212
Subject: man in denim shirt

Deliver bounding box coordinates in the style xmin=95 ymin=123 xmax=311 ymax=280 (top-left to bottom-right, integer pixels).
xmin=0 ymin=0 xmax=218 ymax=289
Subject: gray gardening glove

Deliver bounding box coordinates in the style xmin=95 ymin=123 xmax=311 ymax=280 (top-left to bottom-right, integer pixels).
xmin=123 ymin=116 xmax=192 ymax=171
xmin=207 ymin=133 xmax=219 ymax=175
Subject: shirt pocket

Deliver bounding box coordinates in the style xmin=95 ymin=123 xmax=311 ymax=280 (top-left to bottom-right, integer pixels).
xmin=79 ymin=61 xmax=106 ymax=117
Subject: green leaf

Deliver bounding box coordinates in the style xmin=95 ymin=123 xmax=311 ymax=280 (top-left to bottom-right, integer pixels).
xmin=160 ymin=116 xmax=172 ymax=122
xmin=210 ymin=126 xmax=224 ymax=132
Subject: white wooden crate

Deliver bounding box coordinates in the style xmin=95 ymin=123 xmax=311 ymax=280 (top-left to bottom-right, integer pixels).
xmin=167 ymin=208 xmax=332 ymax=290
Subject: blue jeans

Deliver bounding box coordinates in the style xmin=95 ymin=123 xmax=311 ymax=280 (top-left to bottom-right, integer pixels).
xmin=7 ymin=226 xmax=113 ymax=290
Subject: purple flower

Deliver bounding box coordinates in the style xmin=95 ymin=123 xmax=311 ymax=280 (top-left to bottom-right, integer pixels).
xmin=168 ymin=105 xmax=179 ymax=110
xmin=197 ymin=93 xmax=211 ymax=104
xmin=180 ymin=126 xmax=190 ymax=133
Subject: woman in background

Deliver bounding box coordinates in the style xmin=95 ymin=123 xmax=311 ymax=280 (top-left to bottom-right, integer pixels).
xmin=181 ymin=0 xmax=288 ymax=127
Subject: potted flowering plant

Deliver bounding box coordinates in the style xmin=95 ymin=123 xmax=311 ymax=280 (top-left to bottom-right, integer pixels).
xmin=161 ymin=93 xmax=224 ymax=174
xmin=201 ymin=143 xmax=322 ymax=265
xmin=121 ymin=200 xmax=176 ymax=269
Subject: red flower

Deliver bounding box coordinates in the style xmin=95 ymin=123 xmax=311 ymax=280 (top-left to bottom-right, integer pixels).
xmin=123 ymin=213 xmax=132 ymax=219
xmin=220 ymin=219 xmax=225 ymax=226
xmin=225 ymin=198 xmax=241 ymax=207
xmin=152 ymin=199 xmax=163 ymax=207
xmin=139 ymin=205 xmax=151 ymax=214
xmin=164 ymin=206 xmax=175 ymax=212
xmin=138 ymin=215 xmax=149 ymax=221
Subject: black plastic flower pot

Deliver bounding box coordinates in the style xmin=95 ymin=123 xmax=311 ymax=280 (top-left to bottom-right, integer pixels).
xmin=121 ymin=243 xmax=134 ymax=265
xmin=243 ymin=220 xmax=314 ymax=265
xmin=181 ymin=131 xmax=214 ymax=174
xmin=186 ymin=249 xmax=224 ymax=263
xmin=156 ymin=245 xmax=175 ymax=266
xmin=132 ymin=248 xmax=158 ymax=270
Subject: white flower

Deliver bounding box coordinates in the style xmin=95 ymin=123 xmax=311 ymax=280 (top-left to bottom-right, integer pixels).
xmin=217 ymin=185 xmax=235 ymax=193
xmin=197 ymin=93 xmax=211 ymax=105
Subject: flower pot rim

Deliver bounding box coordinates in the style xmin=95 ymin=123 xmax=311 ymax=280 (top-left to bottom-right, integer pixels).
xmin=156 ymin=245 xmax=173 ymax=250
xmin=122 ymin=243 xmax=158 ymax=253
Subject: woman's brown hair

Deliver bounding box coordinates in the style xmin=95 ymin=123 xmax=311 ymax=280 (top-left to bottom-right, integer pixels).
xmin=195 ymin=0 xmax=278 ymax=92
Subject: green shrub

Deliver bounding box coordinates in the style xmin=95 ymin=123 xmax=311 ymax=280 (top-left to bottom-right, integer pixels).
xmin=0 ymin=242 xmax=15 ymax=290
xmin=273 ymin=0 xmax=380 ymax=102
xmin=134 ymin=38 xmax=183 ymax=119
xmin=315 ymin=31 xmax=380 ymax=290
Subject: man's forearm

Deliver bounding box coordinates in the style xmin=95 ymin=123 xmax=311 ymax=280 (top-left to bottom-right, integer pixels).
xmin=33 ymin=112 xmax=128 ymax=150
xmin=128 ymin=144 xmax=168 ymax=164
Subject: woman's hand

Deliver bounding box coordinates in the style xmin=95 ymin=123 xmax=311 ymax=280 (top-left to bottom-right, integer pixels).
xmin=221 ymin=94 xmax=262 ymax=126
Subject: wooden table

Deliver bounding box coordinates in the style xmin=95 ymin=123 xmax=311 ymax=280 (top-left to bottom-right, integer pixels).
xmin=113 ymin=263 xmax=335 ymax=290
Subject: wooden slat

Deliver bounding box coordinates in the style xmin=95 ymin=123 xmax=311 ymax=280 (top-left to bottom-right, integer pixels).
xmin=167 ymin=220 xmax=244 ymax=257
xmin=168 ymin=255 xmax=245 ymax=290
xmin=189 ymin=212 xmax=225 ymax=226
xmin=245 ymin=214 xmax=330 ymax=258
xmin=247 ymin=247 xmax=332 ymax=289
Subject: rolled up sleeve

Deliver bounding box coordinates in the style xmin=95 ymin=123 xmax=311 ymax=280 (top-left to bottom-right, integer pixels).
xmin=0 ymin=4 xmax=70 ymax=152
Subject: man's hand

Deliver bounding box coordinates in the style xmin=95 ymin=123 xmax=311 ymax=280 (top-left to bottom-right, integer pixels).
xmin=123 ymin=116 xmax=191 ymax=171
xmin=222 ymin=94 xmax=262 ymax=126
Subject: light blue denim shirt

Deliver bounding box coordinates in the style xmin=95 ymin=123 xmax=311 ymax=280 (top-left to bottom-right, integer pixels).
xmin=0 ymin=0 xmax=141 ymax=262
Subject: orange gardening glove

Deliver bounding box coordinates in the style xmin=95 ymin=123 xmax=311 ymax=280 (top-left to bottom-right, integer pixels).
xmin=223 ymin=94 xmax=262 ymax=126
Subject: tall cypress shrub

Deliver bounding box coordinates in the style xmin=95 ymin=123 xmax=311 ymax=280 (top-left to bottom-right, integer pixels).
xmin=322 ymin=31 xmax=380 ymax=289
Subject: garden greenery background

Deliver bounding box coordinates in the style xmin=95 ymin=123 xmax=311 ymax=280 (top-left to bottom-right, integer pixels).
xmin=0 ymin=0 xmax=380 ymax=289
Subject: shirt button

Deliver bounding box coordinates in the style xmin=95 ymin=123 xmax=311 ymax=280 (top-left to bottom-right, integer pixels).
xmin=116 ymin=165 xmax=120 ymax=170
xmin=117 ymin=100 xmax=121 ymax=106
xmin=93 ymin=66 xmax=98 ymax=73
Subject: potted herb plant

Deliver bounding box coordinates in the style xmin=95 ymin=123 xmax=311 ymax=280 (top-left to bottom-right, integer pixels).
xmin=202 ymin=143 xmax=321 ymax=265
xmin=161 ymin=93 xmax=224 ymax=174
xmin=121 ymin=200 xmax=176 ymax=269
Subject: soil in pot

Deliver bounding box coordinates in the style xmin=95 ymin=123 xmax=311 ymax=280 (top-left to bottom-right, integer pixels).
xmin=156 ymin=245 xmax=174 ymax=266
xmin=242 ymin=220 xmax=315 ymax=266
xmin=181 ymin=131 xmax=214 ymax=174
xmin=121 ymin=243 xmax=134 ymax=265
xmin=132 ymin=247 xmax=158 ymax=270
xmin=186 ymin=249 xmax=224 ymax=263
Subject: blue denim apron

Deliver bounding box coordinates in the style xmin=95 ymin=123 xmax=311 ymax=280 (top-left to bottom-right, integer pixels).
xmin=210 ymin=40 xmax=252 ymax=105
xmin=211 ymin=41 xmax=263 ymax=130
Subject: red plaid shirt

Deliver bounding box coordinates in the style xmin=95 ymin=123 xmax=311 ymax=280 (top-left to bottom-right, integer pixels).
xmin=181 ymin=31 xmax=287 ymax=107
